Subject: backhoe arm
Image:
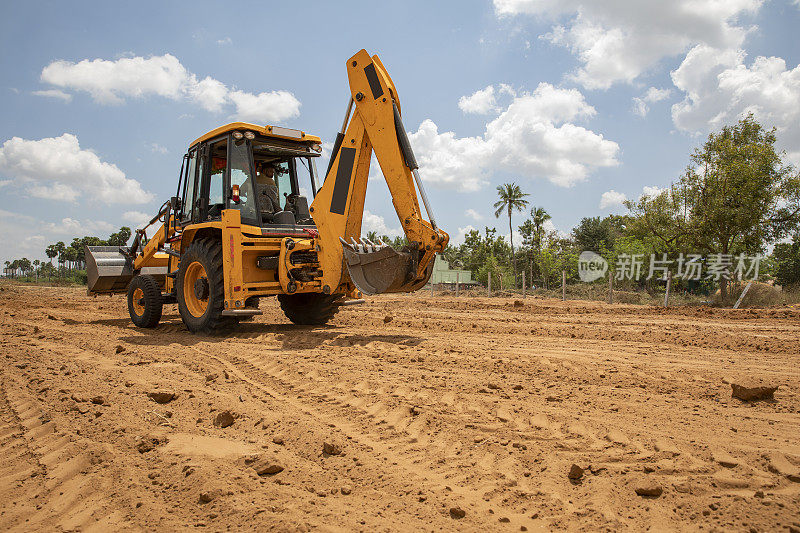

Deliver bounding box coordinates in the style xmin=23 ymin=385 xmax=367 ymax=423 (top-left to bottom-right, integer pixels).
xmin=310 ymin=49 xmax=449 ymax=295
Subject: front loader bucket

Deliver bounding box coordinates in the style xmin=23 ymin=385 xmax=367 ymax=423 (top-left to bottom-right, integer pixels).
xmin=85 ymin=246 xmax=135 ymax=294
xmin=340 ymin=238 xmax=434 ymax=295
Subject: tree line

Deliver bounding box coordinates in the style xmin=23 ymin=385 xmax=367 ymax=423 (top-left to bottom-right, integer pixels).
xmin=5 ymin=114 xmax=800 ymax=296
xmin=3 ymin=227 xmax=132 ymax=282
xmin=437 ymin=114 xmax=800 ymax=295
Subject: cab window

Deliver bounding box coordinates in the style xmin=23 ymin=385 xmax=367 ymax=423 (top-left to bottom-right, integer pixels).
xmin=228 ymin=138 xmax=258 ymax=222
xmin=274 ymin=161 xmax=292 ymax=208
xmin=208 ymin=139 xmax=226 ymax=217
xmin=182 ymin=149 xmax=197 ymax=222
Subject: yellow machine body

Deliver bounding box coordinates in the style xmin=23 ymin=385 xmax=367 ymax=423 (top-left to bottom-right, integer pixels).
xmin=86 ymin=49 xmax=448 ymax=331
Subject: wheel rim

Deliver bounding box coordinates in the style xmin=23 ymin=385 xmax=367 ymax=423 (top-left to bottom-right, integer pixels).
xmin=184 ymin=261 xmax=209 ymax=318
xmin=132 ymin=287 xmax=145 ymax=316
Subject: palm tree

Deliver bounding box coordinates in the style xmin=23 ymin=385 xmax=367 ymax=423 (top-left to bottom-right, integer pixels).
xmin=531 ymin=207 xmax=551 ymax=254
xmin=494 ymin=183 xmax=530 ymax=284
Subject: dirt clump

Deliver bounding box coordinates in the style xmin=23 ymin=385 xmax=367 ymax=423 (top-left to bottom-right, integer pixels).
xmin=147 ymin=391 xmax=176 ymax=404
xmin=635 ymin=483 xmax=663 ymax=498
xmin=568 ymin=464 xmax=584 ymax=481
xmin=731 ymin=383 xmax=778 ymax=401
xmin=449 ymin=506 xmax=466 ymax=519
xmin=213 ymin=410 xmax=236 ymax=428
xmin=252 ymin=458 xmax=284 ymax=476
xmin=322 ymin=441 xmax=342 ymax=456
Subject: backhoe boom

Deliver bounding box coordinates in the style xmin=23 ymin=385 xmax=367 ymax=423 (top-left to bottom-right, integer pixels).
xmin=310 ymin=49 xmax=449 ymax=295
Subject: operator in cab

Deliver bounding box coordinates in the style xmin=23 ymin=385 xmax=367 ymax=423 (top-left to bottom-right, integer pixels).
xmin=254 ymin=161 xmax=282 ymax=218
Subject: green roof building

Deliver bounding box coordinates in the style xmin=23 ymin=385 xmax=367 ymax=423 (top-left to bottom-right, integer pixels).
xmin=426 ymin=256 xmax=475 ymax=286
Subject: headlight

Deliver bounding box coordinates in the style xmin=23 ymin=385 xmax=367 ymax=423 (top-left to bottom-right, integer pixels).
xmin=311 ymin=143 xmax=322 ymax=153
xmin=232 ymin=131 xmax=244 ymax=140
xmin=244 ymin=131 xmax=255 ymax=140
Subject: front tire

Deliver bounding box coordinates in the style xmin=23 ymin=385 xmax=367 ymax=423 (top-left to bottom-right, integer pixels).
xmin=277 ymin=293 xmax=342 ymax=325
xmin=176 ymin=238 xmax=233 ymax=333
xmin=127 ymin=274 xmax=163 ymax=328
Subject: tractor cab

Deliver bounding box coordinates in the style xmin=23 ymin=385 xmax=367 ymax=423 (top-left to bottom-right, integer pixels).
xmin=176 ymin=122 xmax=323 ymax=234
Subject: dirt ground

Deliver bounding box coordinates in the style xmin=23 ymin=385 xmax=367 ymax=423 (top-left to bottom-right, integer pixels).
xmin=1 ymin=283 xmax=799 ymax=532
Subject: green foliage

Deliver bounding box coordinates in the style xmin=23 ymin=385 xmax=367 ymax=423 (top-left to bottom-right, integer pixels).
xmin=629 ymin=114 xmax=800 ymax=257
xmin=572 ymin=215 xmax=629 ymax=253
xmin=626 ymin=114 xmax=800 ymax=298
xmin=4 ymin=225 xmax=133 ymax=285
xmin=494 ymin=183 xmax=530 ymax=283
xmin=477 ymin=255 xmax=513 ymax=287
xmin=772 ymin=235 xmax=800 ymax=287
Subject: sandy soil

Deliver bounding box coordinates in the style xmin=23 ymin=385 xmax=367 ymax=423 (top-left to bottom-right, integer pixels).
xmin=0 ymin=283 xmax=799 ymax=532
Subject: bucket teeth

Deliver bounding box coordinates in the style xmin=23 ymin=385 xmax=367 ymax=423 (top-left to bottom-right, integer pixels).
xmin=340 ymin=236 xmax=389 ymax=255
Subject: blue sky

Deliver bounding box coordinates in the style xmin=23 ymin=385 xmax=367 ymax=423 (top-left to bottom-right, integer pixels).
xmin=1 ymin=0 xmax=799 ymax=265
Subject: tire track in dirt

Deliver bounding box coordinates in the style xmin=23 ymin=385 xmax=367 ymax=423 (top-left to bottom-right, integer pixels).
xmin=0 ymin=378 xmax=132 ymax=532
xmin=3 ymin=284 xmax=800 ymax=530
xmin=191 ymin=344 xmax=551 ymax=531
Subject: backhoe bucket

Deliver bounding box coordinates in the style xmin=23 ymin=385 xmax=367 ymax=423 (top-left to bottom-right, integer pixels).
xmin=85 ymin=246 xmax=135 ymax=294
xmin=340 ymin=238 xmax=433 ymax=295
xmin=85 ymin=246 xmax=168 ymax=295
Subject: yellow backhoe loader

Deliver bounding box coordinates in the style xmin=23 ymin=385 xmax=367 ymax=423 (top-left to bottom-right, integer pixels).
xmin=86 ymin=49 xmax=449 ymax=332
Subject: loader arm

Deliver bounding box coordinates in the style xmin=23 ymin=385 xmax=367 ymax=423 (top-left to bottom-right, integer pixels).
xmin=310 ymin=49 xmax=449 ymax=295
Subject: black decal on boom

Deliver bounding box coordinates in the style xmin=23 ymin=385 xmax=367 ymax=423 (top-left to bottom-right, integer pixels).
xmin=364 ymin=63 xmax=384 ymax=100
xmin=330 ymin=147 xmax=356 ymax=215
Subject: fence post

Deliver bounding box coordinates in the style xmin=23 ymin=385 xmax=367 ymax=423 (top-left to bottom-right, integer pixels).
xmin=664 ymin=271 xmax=672 ymax=308
xmin=608 ymin=272 xmax=613 ymax=304
xmin=522 ymin=272 xmax=526 ymax=298
xmin=455 ymin=272 xmax=460 ymax=297
xmin=488 ymin=272 xmax=492 ymax=297
xmin=561 ymin=270 xmax=566 ymax=301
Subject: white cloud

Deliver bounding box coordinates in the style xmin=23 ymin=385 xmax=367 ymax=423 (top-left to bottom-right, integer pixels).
xmin=0 ymin=211 xmax=50 ymax=264
xmin=188 ymin=76 xmax=229 ymax=113
xmin=458 ymin=86 xmax=499 ymax=114
xmin=465 ymin=208 xmax=484 ymax=221
xmin=410 ymin=121 xmax=491 ymax=191
xmin=410 ymin=83 xmax=619 ymax=190
xmin=0 ymin=133 xmax=153 ymax=204
xmin=42 ymin=217 xmax=113 ymax=235
xmin=632 ymin=87 xmax=672 ymax=117
xmin=0 ymin=179 xmax=10 ymax=188
xmin=642 ymin=185 xmax=666 ymax=198
xmin=452 ymin=225 xmax=477 ymax=245
xmin=361 ymin=209 xmax=403 ymax=238
xmin=217 ymin=37 xmax=232 ymax=45
xmin=147 ymin=142 xmax=169 ymax=154
xmin=671 ymin=45 xmax=800 ymax=163
xmin=122 ymin=210 xmax=152 ymax=227
xmin=32 ymin=89 xmax=72 ymax=102
xmin=600 ymin=189 xmax=627 ymax=209
xmin=227 ymin=90 xmax=301 ymax=123
xmin=40 ymin=54 xmax=301 ymax=123
xmin=41 ymin=54 xmax=187 ymax=104
xmin=495 ymin=0 xmax=761 ymax=89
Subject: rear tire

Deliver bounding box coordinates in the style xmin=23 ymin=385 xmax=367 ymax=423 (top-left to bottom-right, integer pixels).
xmin=278 ymin=293 xmax=342 ymax=325
xmin=176 ymin=238 xmax=235 ymax=333
xmin=127 ymin=274 xmax=163 ymax=328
